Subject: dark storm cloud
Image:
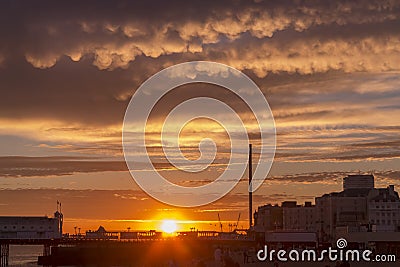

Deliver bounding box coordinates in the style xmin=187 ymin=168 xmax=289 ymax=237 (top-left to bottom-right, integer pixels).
xmin=1 ymin=0 xmax=399 ymax=70
xmin=0 ymin=0 xmax=399 ymax=164
xmin=0 ymin=0 xmax=399 ymax=125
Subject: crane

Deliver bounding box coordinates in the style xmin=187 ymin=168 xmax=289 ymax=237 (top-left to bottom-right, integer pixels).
xmin=217 ymin=213 xmax=223 ymax=232
xmin=234 ymin=213 xmax=241 ymax=231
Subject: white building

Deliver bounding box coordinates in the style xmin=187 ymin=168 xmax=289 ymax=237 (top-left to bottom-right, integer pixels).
xmin=0 ymin=211 xmax=63 ymax=239
xmin=368 ymin=185 xmax=400 ymax=232
xmin=255 ymin=174 xmax=400 ymax=244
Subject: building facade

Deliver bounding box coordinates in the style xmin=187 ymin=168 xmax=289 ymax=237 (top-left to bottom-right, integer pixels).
xmin=282 ymin=201 xmax=316 ymax=232
xmin=255 ymin=174 xmax=400 ymax=244
xmin=367 ymin=185 xmax=400 ymax=232
xmin=0 ymin=211 xmax=63 ymax=239
xmin=254 ymin=204 xmax=283 ymax=233
xmin=343 ymin=174 xmax=374 ymax=190
xmin=315 ymin=189 xmax=369 ymax=242
xmin=254 ymin=202 xmax=316 ymax=232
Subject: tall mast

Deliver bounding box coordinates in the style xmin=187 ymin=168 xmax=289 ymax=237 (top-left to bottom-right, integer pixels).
xmin=249 ymin=144 xmax=253 ymax=229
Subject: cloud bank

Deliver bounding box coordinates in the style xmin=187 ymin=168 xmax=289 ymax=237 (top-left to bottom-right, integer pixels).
xmin=0 ymin=0 xmax=399 ymax=168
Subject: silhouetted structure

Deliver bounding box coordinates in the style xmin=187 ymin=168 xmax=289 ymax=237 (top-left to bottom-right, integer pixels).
xmin=254 ymin=174 xmax=400 ymax=247
xmin=0 ymin=202 xmax=63 ymax=266
xmin=343 ymin=174 xmax=374 ymax=190
xmin=249 ymin=144 xmax=253 ymax=229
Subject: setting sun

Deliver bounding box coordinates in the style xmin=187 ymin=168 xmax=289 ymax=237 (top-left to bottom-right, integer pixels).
xmin=161 ymin=220 xmax=177 ymax=233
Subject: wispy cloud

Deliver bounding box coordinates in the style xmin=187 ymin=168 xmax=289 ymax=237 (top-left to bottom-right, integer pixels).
xmin=0 ymin=156 xmax=127 ymax=177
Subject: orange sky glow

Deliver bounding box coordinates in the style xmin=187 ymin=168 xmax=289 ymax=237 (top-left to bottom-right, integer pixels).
xmin=1 ymin=0 xmax=400 ymax=234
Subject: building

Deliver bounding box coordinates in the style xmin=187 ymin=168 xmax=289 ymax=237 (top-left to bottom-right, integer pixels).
xmin=315 ymin=188 xmax=369 ymax=243
xmin=315 ymin=175 xmax=400 ymax=242
xmin=253 ymin=204 xmax=283 ymax=233
xmin=367 ymin=185 xmax=400 ymax=232
xmin=253 ymin=201 xmax=317 ymax=246
xmin=255 ymin=174 xmax=400 ymax=244
xmin=254 ymin=201 xmax=316 ymax=234
xmin=282 ymin=201 xmax=316 ymax=232
xmin=343 ymin=174 xmax=374 ymax=190
xmin=0 ymin=211 xmax=63 ymax=239
xmin=86 ymin=226 xmax=119 ymax=239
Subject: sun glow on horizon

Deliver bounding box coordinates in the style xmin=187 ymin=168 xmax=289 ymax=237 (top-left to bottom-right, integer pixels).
xmin=161 ymin=220 xmax=177 ymax=233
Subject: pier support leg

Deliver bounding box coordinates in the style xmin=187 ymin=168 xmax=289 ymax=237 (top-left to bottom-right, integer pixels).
xmin=43 ymin=244 xmax=51 ymax=257
xmin=0 ymin=243 xmax=9 ymax=267
xmin=43 ymin=244 xmax=51 ymax=267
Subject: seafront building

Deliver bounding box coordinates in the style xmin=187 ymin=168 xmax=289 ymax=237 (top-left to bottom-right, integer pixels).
xmin=254 ymin=174 xmax=400 ymax=245
xmin=0 ymin=210 xmax=63 ymax=239
xmin=282 ymin=201 xmax=315 ymax=232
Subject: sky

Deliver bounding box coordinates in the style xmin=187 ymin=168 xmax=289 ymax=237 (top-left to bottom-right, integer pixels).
xmin=0 ymin=0 xmax=400 ymax=233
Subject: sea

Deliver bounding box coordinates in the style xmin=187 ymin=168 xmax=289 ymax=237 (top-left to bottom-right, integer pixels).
xmin=8 ymin=245 xmax=42 ymax=266
xmin=6 ymin=245 xmax=400 ymax=267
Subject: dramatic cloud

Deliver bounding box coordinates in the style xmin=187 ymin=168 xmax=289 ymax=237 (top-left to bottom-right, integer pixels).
xmin=0 ymin=0 xmax=399 ymax=196
xmin=2 ymin=0 xmax=400 ymax=235
xmin=0 ymin=0 xmax=399 ymax=72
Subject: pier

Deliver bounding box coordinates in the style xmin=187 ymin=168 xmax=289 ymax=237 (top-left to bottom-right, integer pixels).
xmin=0 ymin=228 xmax=253 ymax=266
xmin=0 ymin=230 xmax=254 ymax=266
